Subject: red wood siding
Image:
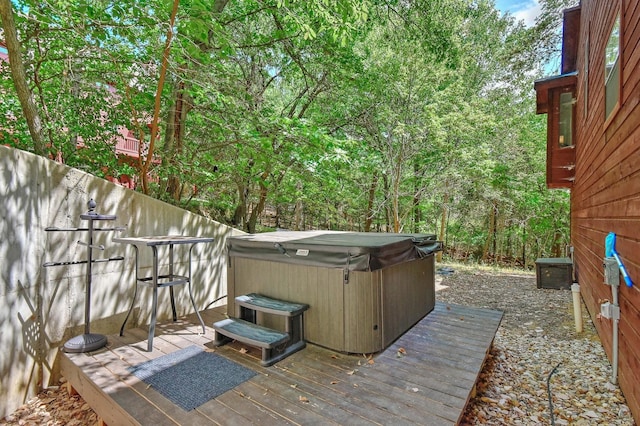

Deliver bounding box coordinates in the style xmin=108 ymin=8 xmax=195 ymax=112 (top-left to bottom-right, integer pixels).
xmin=572 ymin=0 xmax=640 ymax=423
xmin=562 ymin=7 xmax=582 ymax=73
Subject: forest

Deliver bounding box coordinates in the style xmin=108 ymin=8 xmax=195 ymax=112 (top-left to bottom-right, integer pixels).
xmin=0 ymin=0 xmax=577 ymax=267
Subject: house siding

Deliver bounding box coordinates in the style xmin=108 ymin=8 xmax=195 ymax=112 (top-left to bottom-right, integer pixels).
xmin=572 ymin=0 xmax=640 ymax=423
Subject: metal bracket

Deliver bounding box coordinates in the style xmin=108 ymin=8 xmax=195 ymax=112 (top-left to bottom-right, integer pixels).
xmin=600 ymin=302 xmax=620 ymax=320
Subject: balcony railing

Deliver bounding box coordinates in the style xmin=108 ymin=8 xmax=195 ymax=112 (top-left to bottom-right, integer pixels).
xmin=115 ymin=135 xmax=141 ymax=158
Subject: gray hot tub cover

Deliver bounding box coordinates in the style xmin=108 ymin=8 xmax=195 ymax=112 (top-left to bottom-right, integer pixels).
xmin=226 ymin=230 xmax=442 ymax=272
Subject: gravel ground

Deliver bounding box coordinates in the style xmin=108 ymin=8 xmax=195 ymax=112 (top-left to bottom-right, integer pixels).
xmin=436 ymin=264 xmax=636 ymax=425
xmin=1 ymin=263 xmax=636 ymax=425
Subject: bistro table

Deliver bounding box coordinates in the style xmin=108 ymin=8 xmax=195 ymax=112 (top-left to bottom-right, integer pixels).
xmin=114 ymin=235 xmax=214 ymax=351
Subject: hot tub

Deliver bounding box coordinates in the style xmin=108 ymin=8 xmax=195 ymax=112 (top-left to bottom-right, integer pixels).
xmin=226 ymin=230 xmax=441 ymax=353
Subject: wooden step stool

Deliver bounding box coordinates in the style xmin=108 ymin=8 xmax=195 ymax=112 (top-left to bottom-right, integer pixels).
xmin=212 ymin=293 xmax=309 ymax=366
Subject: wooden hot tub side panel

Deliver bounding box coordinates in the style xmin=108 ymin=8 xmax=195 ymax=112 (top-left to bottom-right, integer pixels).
xmin=307 ymin=265 xmax=346 ymax=351
xmin=382 ymin=255 xmax=436 ymax=348
xmin=228 ymin=254 xmax=435 ymax=354
xmin=343 ymin=269 xmax=382 ymax=354
xmin=229 ymin=256 xmax=346 ymax=351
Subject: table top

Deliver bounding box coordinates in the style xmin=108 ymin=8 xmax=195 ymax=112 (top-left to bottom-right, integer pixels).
xmin=113 ymin=235 xmax=214 ymax=246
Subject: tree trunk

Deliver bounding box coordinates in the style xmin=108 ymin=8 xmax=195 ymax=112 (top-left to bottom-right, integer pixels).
xmin=275 ymin=204 xmax=281 ymax=229
xmin=383 ymin=174 xmax=391 ymax=232
xmin=437 ymin=190 xmax=449 ymax=263
xmin=248 ymin=167 xmax=286 ymax=234
xmin=392 ymin=178 xmax=401 ymax=233
xmin=522 ymin=222 xmax=527 ymax=267
xmin=164 ymin=80 xmax=189 ymax=201
xmin=159 ymin=0 xmax=228 ymax=198
xmin=552 ymin=230 xmax=563 ymax=257
xmin=0 ymin=0 xmax=46 ymax=155
xmin=139 ymin=0 xmax=180 ymax=195
xmin=413 ymin=162 xmax=421 ymax=233
xmin=233 ymin=184 xmax=248 ymax=229
xmin=483 ymin=201 xmax=497 ymax=262
xmin=248 ymin=177 xmax=268 ymax=234
xmin=294 ymin=181 xmax=303 ymax=230
xmin=494 ymin=207 xmax=502 ymax=263
xmin=364 ymin=171 xmax=378 ymax=232
xmin=505 ymin=220 xmax=513 ymax=259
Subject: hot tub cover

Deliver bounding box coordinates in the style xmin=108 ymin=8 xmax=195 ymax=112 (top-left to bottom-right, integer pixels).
xmin=227 ymin=230 xmax=442 ymax=272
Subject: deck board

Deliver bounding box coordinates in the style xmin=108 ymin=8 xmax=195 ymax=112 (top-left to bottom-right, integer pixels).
xmin=59 ymin=302 xmax=502 ymax=425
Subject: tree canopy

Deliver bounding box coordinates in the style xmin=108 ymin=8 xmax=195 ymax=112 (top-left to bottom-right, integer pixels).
xmin=0 ymin=0 xmax=578 ymax=266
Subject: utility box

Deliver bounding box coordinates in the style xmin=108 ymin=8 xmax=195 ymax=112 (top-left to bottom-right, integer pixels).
xmin=535 ymin=258 xmax=573 ymax=290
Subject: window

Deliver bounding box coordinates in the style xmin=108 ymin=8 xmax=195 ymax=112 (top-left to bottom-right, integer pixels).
xmin=605 ymin=14 xmax=620 ymax=120
xmin=534 ymin=73 xmax=577 ymax=189
xmin=559 ymin=91 xmax=574 ymax=147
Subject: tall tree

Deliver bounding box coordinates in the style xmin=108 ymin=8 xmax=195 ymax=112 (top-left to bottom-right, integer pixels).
xmin=0 ymin=0 xmax=45 ymax=155
xmin=137 ymin=0 xmax=180 ymax=195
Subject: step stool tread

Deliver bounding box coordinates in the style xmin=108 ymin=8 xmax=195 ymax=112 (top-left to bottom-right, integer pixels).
xmin=213 ymin=318 xmax=289 ymax=349
xmin=236 ymin=293 xmax=309 ymax=316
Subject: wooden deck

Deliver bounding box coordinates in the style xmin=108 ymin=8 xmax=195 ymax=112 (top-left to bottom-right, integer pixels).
xmin=60 ymin=302 xmax=503 ymax=425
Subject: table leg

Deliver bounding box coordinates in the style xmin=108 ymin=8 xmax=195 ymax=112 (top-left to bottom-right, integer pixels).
xmin=119 ymin=282 xmax=138 ymax=336
xmin=189 ymin=244 xmax=206 ymax=334
xmin=120 ymin=246 xmax=139 ymax=336
xmin=169 ymin=287 xmax=177 ymax=321
xmin=148 ymin=246 xmax=159 ymax=352
xmin=169 ymin=244 xmax=177 ymax=321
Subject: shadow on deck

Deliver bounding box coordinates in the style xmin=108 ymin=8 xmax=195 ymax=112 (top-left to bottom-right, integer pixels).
xmin=60 ymin=302 xmax=503 ymax=425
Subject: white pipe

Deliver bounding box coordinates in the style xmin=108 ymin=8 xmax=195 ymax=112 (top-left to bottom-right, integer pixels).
xmin=571 ymin=283 xmax=583 ymax=333
xmin=603 ymin=257 xmax=621 ymax=385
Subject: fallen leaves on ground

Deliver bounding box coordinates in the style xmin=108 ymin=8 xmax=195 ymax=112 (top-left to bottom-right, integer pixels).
xmin=437 ymin=264 xmax=635 ymax=426
xmin=0 ymin=381 xmax=97 ymax=426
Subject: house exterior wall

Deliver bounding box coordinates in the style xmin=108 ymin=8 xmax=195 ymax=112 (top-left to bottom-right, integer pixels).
xmin=571 ymin=0 xmax=640 ymax=423
xmin=0 ymin=145 xmax=243 ymax=419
